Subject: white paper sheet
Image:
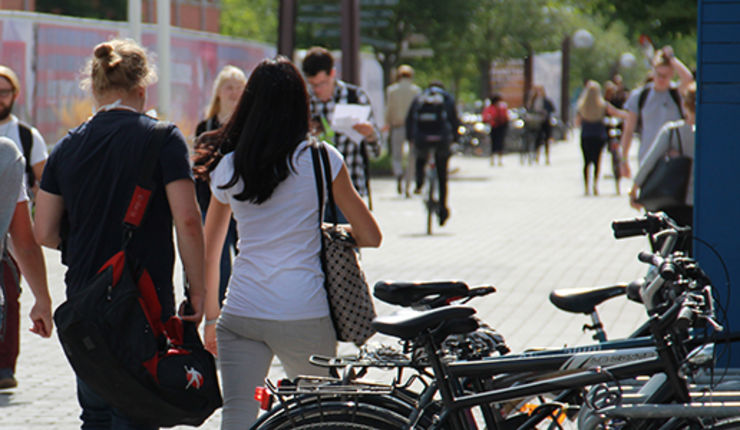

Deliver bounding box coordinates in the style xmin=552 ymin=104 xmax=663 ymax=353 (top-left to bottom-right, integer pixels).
xmin=331 ymin=103 xmax=372 ymax=144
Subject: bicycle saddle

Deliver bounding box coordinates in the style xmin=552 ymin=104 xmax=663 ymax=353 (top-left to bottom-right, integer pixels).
xmin=373 ymin=280 xmax=469 ymax=307
xmin=549 ymin=284 xmax=627 ymax=314
xmin=372 ymin=306 xmax=476 ymax=340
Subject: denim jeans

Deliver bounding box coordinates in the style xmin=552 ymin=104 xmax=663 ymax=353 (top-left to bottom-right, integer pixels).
xmin=77 ymin=378 xmax=158 ymax=430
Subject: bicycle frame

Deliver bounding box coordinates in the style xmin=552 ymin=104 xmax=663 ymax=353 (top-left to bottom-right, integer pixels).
xmin=412 ymin=304 xmax=692 ymax=429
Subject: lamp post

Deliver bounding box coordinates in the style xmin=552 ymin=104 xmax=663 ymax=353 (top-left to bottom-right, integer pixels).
xmin=278 ymin=0 xmax=296 ymax=59
xmin=560 ymin=29 xmax=593 ymax=125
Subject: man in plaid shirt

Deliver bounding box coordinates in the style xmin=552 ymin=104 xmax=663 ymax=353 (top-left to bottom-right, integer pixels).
xmin=302 ymin=47 xmax=380 ymax=211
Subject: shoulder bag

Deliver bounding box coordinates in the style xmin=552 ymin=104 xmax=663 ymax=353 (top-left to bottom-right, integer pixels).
xmin=310 ymin=140 xmax=377 ymax=346
xmin=636 ymin=127 xmax=692 ymax=212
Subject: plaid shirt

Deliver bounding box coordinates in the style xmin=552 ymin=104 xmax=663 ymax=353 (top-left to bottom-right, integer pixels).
xmin=309 ymin=79 xmax=380 ymax=196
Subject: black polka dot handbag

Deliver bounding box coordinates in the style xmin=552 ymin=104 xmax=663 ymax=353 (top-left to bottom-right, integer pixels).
xmin=310 ymin=141 xmax=377 ymax=346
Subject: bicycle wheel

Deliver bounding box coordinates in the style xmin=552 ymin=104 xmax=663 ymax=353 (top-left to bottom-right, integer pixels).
xmin=252 ymin=399 xmax=412 ymax=430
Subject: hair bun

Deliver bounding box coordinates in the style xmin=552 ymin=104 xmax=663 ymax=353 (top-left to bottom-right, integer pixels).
xmin=94 ymin=43 xmax=113 ymax=59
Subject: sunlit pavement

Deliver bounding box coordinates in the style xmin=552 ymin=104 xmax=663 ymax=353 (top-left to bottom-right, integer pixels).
xmin=3 ymin=131 xmax=650 ymax=428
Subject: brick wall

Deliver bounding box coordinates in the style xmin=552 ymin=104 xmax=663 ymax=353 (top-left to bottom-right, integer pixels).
xmin=0 ymin=0 xmax=34 ymax=11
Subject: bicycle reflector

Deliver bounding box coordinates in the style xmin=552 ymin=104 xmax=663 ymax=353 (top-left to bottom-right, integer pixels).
xmin=254 ymin=386 xmax=273 ymax=411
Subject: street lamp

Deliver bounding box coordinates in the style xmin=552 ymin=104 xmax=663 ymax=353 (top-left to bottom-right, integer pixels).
xmin=619 ymin=52 xmax=637 ymax=70
xmin=560 ymin=28 xmax=593 ymax=125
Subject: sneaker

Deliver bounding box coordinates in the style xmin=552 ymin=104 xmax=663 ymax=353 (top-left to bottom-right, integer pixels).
xmin=438 ymin=206 xmax=449 ymax=226
xmin=0 ymin=375 xmax=17 ymax=389
xmin=396 ymin=176 xmax=403 ymax=195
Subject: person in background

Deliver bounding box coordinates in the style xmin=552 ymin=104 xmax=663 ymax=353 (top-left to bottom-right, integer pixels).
xmin=383 ymin=64 xmax=420 ymax=196
xmin=619 ymin=46 xmax=693 ymax=178
xmin=525 ymin=85 xmax=555 ymax=165
xmin=0 ymin=65 xmax=47 ymax=197
xmin=482 ymin=93 xmax=509 ymax=166
xmin=406 ymin=81 xmax=460 ymax=226
xmin=194 ymin=65 xmax=246 ymax=306
xmin=302 ymin=47 xmax=381 ymax=220
xmin=198 ymin=57 xmax=381 ymax=428
xmin=610 ymin=74 xmax=629 ymax=109
xmin=629 ymin=82 xmax=696 ymax=229
xmin=604 ymin=80 xmax=625 ymax=194
xmin=575 ymin=80 xmax=626 ymax=196
xmin=34 ymin=38 xmax=205 ymax=429
xmin=0 ymin=137 xmax=52 ymax=390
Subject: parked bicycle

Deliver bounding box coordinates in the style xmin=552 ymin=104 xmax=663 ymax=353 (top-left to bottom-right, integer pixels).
xmin=251 ymin=214 xmax=738 ymax=429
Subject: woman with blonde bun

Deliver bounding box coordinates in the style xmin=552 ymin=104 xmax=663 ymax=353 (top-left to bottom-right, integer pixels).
xmin=34 ymin=39 xmax=205 ymax=430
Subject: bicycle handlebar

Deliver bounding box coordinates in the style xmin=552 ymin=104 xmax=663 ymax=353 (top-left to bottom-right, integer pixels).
xmin=611 ymin=212 xmax=690 ymax=240
xmin=612 ymin=217 xmax=656 ymax=239
xmin=638 ymin=252 xmax=678 ymax=281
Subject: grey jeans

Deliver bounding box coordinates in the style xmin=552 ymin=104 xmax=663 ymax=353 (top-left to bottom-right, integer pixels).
xmin=216 ymin=313 xmax=336 ymax=429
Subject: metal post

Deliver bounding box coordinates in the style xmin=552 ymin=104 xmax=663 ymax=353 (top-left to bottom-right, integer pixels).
xmin=524 ymin=49 xmax=533 ymax=105
xmin=157 ymin=0 xmax=171 ymax=119
xmin=277 ymin=0 xmax=296 ymax=59
xmin=128 ymin=0 xmax=142 ymax=42
xmin=340 ymin=0 xmax=360 ymax=85
xmin=561 ymin=35 xmax=571 ymax=125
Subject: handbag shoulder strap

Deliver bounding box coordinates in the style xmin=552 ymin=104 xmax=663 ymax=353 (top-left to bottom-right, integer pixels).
xmin=310 ymin=140 xmax=325 ymax=227
xmin=122 ymin=121 xmax=172 ymax=246
xmin=673 ymin=126 xmax=683 ymax=155
xmin=318 ymin=144 xmax=339 ymax=225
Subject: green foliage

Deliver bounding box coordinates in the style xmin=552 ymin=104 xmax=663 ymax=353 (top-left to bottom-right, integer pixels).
xmin=563 ymin=13 xmax=647 ymax=95
xmin=220 ymin=0 xmax=277 ymax=44
xmin=584 ymin=0 xmax=697 ymax=43
xmin=216 ymin=0 xmax=696 ymax=108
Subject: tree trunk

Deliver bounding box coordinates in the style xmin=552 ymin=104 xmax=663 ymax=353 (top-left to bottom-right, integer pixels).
xmin=478 ymin=57 xmax=491 ymax=101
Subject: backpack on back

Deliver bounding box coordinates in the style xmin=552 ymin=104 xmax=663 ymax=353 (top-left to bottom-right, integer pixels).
xmin=413 ymin=88 xmax=449 ymax=143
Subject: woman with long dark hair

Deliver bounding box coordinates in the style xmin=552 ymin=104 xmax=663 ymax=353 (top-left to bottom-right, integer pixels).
xmin=197 ymin=57 xmax=381 ymax=428
xmin=193 ymin=65 xmax=247 ymax=306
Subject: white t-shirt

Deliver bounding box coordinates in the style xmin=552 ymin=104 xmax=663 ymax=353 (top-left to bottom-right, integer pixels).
xmin=17 ymin=181 xmax=27 ymax=203
xmin=0 ymin=115 xmax=47 ymax=186
xmin=624 ymin=83 xmax=683 ymax=164
xmin=210 ymin=140 xmax=344 ymax=321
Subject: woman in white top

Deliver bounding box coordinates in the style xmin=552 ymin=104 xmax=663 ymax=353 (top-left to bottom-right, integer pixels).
xmin=197 ymin=57 xmax=382 ymax=429
xmin=629 ymin=82 xmax=696 ymax=229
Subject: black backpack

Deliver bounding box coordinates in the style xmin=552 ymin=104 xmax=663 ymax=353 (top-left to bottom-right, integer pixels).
xmin=413 ymin=88 xmax=450 ymax=143
xmin=53 ymin=122 xmax=222 ymax=427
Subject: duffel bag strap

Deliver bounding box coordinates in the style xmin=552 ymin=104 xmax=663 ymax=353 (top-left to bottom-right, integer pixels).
xmin=122 ymin=122 xmax=172 ymax=247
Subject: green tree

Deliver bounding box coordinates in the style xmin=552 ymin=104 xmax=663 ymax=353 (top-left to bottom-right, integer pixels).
xmin=577 ymin=0 xmax=697 ymax=43
xmin=463 ymin=0 xmax=567 ymax=100
xmin=220 ymin=0 xmax=278 ymax=44
xmin=291 ymin=0 xmax=475 ymax=91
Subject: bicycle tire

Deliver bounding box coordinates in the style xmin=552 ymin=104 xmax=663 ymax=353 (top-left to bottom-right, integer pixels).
xmin=251 ymin=398 xmax=413 ymax=430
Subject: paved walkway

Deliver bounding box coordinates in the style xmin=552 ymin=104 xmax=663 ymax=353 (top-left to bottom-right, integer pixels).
xmin=2 ymin=132 xmax=651 ymax=429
